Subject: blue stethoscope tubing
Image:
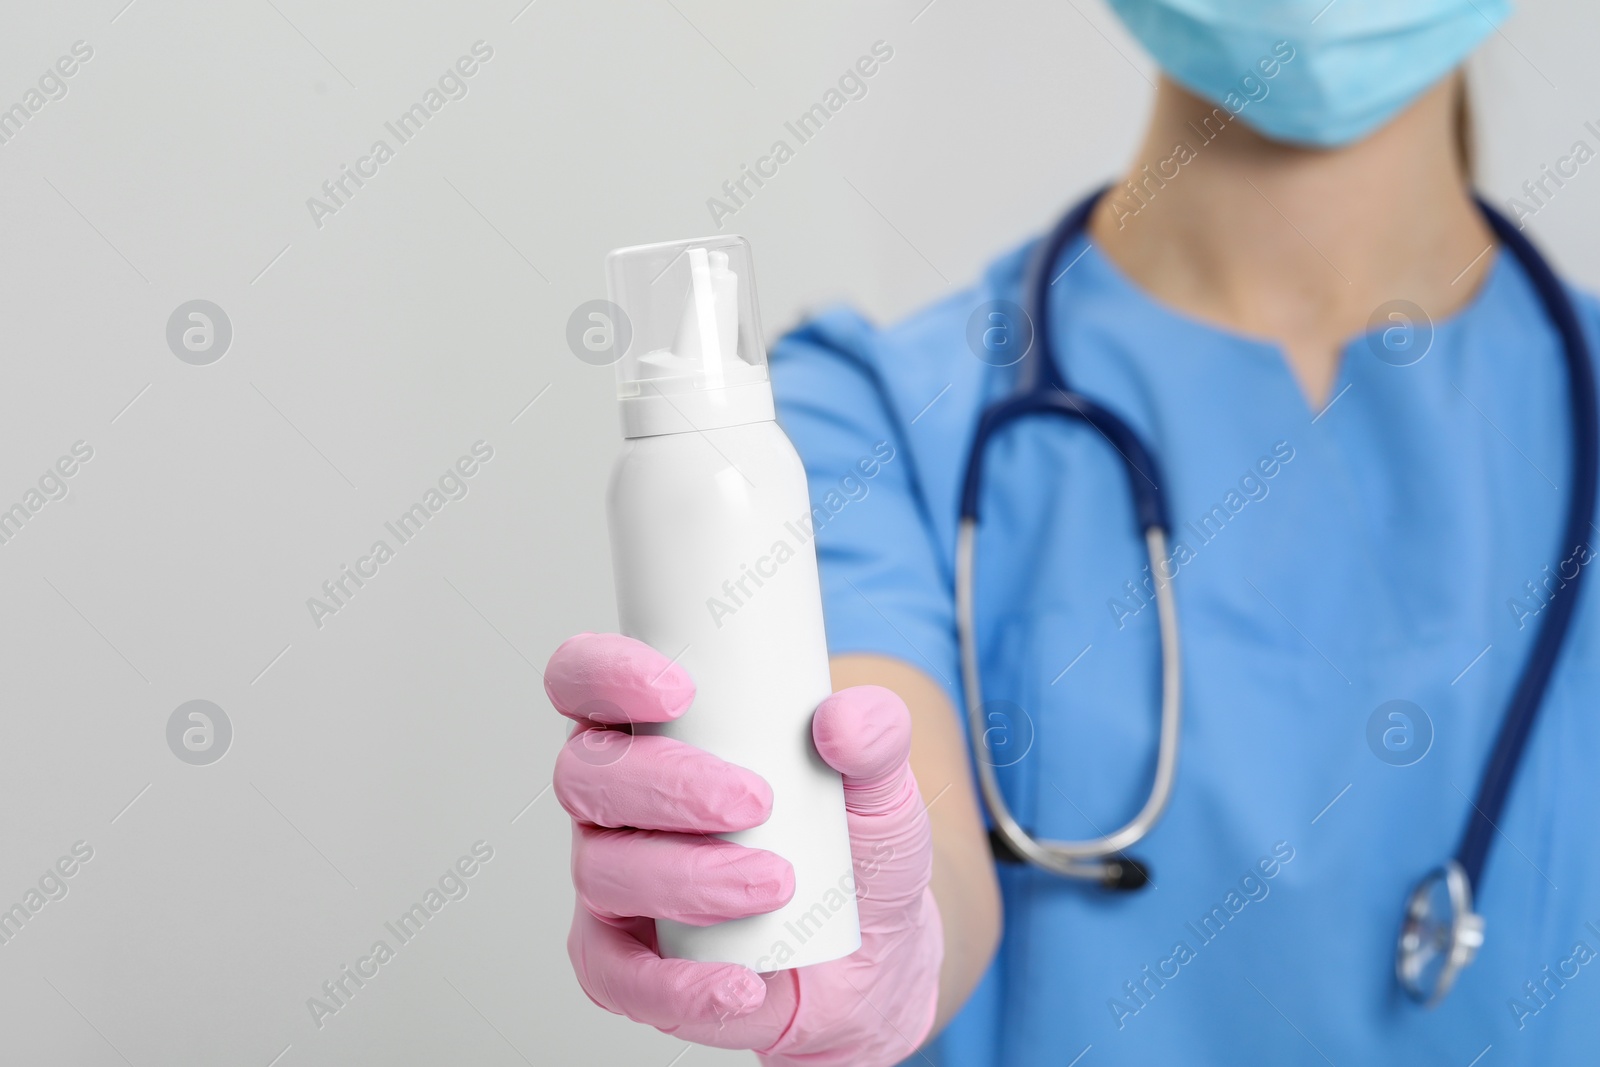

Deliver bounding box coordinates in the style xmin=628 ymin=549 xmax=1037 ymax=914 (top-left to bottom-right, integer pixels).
xmin=956 ymin=188 xmax=1177 ymax=893
xmin=954 ymin=186 xmax=1598 ymax=1003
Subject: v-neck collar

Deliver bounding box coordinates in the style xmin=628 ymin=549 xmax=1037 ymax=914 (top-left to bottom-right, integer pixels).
xmin=1058 ymin=234 xmax=1509 ymax=421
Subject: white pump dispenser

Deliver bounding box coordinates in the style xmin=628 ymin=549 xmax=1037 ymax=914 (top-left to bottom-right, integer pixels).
xmin=612 ymin=241 xmax=776 ymax=439
xmin=604 ymin=236 xmax=861 ymax=970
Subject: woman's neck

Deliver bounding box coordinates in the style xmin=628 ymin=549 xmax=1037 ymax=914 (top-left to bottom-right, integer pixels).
xmin=1088 ymin=75 xmax=1495 ymax=408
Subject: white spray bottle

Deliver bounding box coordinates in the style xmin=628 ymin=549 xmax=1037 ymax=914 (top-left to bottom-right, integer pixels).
xmin=604 ymin=236 xmax=860 ymax=970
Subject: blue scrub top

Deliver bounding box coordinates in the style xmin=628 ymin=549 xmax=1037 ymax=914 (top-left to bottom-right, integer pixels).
xmin=769 ymin=219 xmax=1600 ymax=1065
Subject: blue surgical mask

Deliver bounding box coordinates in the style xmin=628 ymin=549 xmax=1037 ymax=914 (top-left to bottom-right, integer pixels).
xmin=1105 ymin=0 xmax=1510 ymax=147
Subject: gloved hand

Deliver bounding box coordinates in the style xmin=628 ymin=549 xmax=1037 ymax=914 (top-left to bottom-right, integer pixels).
xmin=547 ymin=632 xmax=943 ymax=1067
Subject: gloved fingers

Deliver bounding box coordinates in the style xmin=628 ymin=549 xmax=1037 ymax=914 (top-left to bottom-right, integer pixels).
xmin=545 ymin=632 xmax=695 ymax=726
xmin=812 ymin=685 xmax=919 ymax=816
xmin=556 ymin=729 xmax=774 ymax=833
xmin=573 ymin=823 xmax=795 ymax=926
xmin=568 ymin=908 xmax=770 ymax=1030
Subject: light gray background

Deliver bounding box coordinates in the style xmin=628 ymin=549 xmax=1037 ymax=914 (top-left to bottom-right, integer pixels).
xmin=0 ymin=1 xmax=1594 ymax=1064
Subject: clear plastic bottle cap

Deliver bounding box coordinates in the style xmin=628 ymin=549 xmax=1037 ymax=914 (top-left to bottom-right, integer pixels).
xmin=606 ymin=235 xmax=773 ymax=438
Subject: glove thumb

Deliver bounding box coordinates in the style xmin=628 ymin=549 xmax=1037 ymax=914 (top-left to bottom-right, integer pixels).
xmin=812 ymin=685 xmax=917 ymax=817
xmin=809 ymin=684 xmax=934 ymax=939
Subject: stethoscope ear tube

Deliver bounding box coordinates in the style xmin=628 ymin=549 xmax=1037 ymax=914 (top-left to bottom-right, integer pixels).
xmin=959 ymin=391 xmax=1170 ymax=532
xmin=957 ymin=191 xmax=1182 ymax=883
xmin=956 ymin=189 xmax=1181 ymax=889
xmin=986 ymin=831 xmax=1151 ymax=889
xmin=957 ymin=515 xmax=1182 ymax=889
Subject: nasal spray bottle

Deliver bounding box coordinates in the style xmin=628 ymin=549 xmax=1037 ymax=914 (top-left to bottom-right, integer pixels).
xmin=605 ymin=236 xmax=860 ymax=969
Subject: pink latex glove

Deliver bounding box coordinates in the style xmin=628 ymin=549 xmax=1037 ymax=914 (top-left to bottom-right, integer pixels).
xmin=546 ymin=632 xmax=943 ymax=1066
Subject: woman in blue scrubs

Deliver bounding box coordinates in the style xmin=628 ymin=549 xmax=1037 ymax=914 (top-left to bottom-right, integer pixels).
xmin=768 ymin=1 xmax=1600 ymax=1062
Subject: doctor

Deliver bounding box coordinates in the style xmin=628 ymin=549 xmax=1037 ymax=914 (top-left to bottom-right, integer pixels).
xmin=547 ymin=0 xmax=1600 ymax=1062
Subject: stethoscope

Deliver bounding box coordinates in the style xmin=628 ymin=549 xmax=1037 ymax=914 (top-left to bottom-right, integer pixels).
xmin=955 ymin=187 xmax=1598 ymax=1006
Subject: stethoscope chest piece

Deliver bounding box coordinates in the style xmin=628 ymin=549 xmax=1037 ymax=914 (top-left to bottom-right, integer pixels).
xmin=1396 ymin=860 xmax=1485 ymax=1007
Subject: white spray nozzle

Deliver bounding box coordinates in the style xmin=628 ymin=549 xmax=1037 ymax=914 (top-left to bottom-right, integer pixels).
xmin=674 ymin=247 xmax=739 ymax=388
xmin=606 ymin=234 xmax=772 ymax=435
